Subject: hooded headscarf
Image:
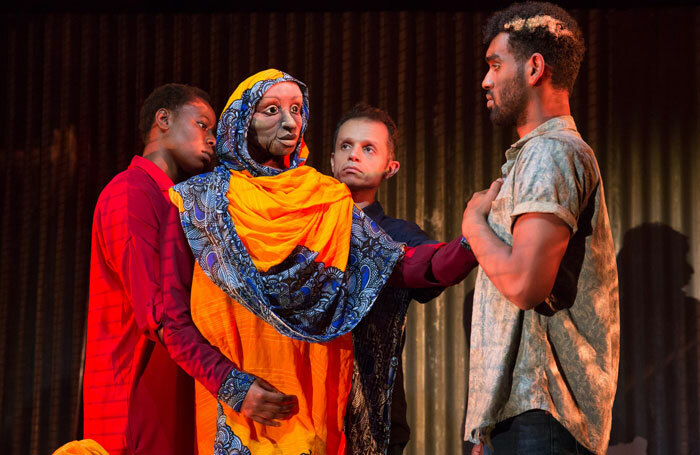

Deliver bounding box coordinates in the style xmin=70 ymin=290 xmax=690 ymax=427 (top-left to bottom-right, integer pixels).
xmin=170 ymin=69 xmax=404 ymax=343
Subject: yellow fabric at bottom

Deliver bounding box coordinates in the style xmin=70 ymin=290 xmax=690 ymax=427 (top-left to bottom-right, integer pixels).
xmin=192 ymin=263 xmax=354 ymax=455
xmin=52 ymin=440 xmax=110 ymax=455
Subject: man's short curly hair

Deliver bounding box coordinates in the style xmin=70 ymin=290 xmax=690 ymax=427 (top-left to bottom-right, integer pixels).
xmin=332 ymin=103 xmax=399 ymax=160
xmin=139 ymin=83 xmax=211 ymax=142
xmin=483 ymin=2 xmax=585 ymax=92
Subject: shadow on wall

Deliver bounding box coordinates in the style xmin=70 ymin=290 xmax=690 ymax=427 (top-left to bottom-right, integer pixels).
xmin=609 ymin=223 xmax=699 ymax=455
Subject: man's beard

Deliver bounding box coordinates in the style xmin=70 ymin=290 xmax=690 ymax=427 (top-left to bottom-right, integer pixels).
xmin=489 ymin=70 xmax=528 ymax=127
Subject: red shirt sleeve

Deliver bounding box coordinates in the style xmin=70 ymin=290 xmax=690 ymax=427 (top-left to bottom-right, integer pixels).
xmin=389 ymin=236 xmax=478 ymax=288
xmin=158 ymin=201 xmax=237 ymax=396
xmin=110 ymin=176 xmax=237 ymax=397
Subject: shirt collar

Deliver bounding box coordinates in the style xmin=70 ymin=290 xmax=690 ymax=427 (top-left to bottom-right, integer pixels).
xmin=502 ymin=115 xmax=578 ymax=175
xmin=362 ymin=200 xmax=385 ymax=219
xmin=506 ymin=115 xmax=577 ymax=159
xmin=129 ymin=155 xmax=175 ymax=191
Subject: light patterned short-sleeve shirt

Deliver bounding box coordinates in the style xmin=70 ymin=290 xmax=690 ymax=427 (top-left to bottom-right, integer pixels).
xmin=464 ymin=116 xmax=619 ymax=454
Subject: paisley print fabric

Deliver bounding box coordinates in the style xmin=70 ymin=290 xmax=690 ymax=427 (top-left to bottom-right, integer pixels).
xmin=345 ymin=285 xmax=412 ymax=454
xmin=215 ymin=402 xmax=253 ymax=455
xmin=217 ymin=368 xmax=256 ymax=413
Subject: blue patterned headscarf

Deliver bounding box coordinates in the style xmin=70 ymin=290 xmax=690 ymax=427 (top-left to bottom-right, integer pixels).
xmin=171 ymin=69 xmax=404 ymax=343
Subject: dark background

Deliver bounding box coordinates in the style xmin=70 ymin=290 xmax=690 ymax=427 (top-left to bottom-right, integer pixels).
xmin=1 ymin=3 xmax=698 ymax=454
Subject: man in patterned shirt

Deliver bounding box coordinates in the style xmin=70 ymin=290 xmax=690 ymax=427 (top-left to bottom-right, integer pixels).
xmin=331 ymin=103 xmax=477 ymax=454
xmin=461 ymin=3 xmax=619 ymax=454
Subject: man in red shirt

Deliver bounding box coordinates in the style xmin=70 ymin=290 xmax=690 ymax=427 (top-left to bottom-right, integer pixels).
xmin=83 ymin=84 xmax=295 ymax=455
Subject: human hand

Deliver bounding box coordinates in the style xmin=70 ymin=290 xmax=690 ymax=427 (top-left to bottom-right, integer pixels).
xmin=462 ymin=179 xmax=503 ymax=239
xmin=239 ymin=378 xmax=298 ymax=426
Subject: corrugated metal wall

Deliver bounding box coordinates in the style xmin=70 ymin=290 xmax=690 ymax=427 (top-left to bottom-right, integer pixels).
xmin=0 ymin=8 xmax=698 ymax=454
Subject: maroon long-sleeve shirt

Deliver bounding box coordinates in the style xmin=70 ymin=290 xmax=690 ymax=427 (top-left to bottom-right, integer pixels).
xmin=83 ymin=156 xmax=234 ymax=455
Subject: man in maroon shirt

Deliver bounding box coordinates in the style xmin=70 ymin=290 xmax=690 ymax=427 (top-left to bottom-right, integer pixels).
xmin=83 ymin=84 xmax=296 ymax=455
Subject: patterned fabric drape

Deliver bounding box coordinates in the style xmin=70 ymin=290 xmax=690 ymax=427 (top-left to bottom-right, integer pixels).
xmin=0 ymin=8 xmax=698 ymax=455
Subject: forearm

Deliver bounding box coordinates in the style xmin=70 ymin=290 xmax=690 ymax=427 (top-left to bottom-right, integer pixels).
xmin=430 ymin=237 xmax=479 ymax=284
xmin=155 ymin=260 xmax=257 ymax=412
xmin=464 ymin=215 xmax=540 ymax=310
xmin=159 ymin=322 xmax=254 ymax=411
xmin=463 ymin=173 xmax=575 ymax=311
xmin=389 ymin=237 xmax=477 ymax=288
xmin=159 ymin=320 xmax=239 ymax=394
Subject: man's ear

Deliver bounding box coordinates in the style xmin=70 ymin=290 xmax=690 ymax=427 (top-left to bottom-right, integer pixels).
xmin=330 ymin=153 xmax=336 ymax=176
xmin=383 ymin=159 xmax=400 ymax=180
xmin=526 ymin=53 xmax=547 ymax=87
xmin=154 ymin=108 xmax=170 ymax=132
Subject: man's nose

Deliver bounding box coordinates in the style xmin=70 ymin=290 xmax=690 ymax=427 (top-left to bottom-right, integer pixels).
xmin=482 ymin=73 xmax=492 ymax=90
xmin=207 ymin=131 xmax=216 ymax=147
xmin=348 ymin=146 xmax=360 ymax=161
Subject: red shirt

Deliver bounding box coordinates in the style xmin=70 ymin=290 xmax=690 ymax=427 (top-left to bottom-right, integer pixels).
xmin=84 ymin=156 xmax=234 ymax=455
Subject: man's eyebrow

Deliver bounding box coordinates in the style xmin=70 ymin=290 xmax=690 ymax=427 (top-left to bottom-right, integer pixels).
xmin=485 ymin=53 xmax=501 ymax=62
xmin=339 ymin=134 xmax=378 ymax=144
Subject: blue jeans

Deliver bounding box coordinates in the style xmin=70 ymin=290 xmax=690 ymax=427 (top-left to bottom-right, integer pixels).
xmin=483 ymin=410 xmax=594 ymax=455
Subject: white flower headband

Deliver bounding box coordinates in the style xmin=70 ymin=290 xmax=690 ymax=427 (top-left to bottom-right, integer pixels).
xmin=503 ymin=14 xmax=574 ymax=39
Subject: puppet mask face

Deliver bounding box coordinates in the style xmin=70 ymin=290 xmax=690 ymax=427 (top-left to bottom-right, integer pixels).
xmin=248 ymin=81 xmax=304 ymax=168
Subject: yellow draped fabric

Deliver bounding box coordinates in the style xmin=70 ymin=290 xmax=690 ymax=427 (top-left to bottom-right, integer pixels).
xmin=177 ymin=165 xmax=357 ymax=454
xmin=227 ymin=166 xmax=351 ymax=272
xmin=52 ymin=440 xmax=110 ymax=455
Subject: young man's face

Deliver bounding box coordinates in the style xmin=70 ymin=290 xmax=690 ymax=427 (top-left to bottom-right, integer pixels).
xmin=168 ymin=98 xmax=217 ymax=177
xmin=482 ymin=32 xmax=528 ymax=127
xmin=248 ymin=81 xmax=304 ymax=160
xmin=331 ymin=118 xmax=398 ymax=192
